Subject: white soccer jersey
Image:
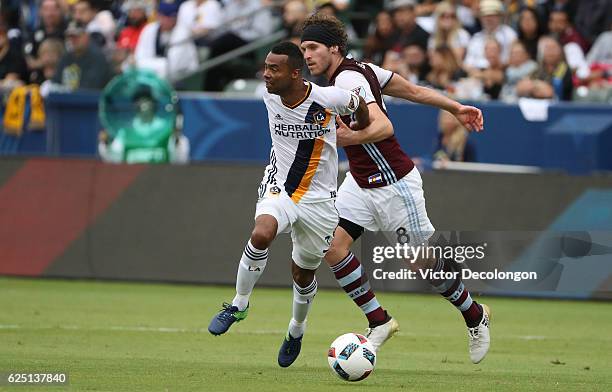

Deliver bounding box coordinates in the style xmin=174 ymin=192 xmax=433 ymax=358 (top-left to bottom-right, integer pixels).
xmin=260 ymin=81 xmax=360 ymax=204
xmin=334 ymin=62 xmax=393 ymax=109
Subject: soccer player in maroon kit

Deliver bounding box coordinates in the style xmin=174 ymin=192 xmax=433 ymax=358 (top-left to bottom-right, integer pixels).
xmin=300 ymin=13 xmax=491 ymax=363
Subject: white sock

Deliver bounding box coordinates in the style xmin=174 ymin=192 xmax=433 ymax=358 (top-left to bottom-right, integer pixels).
xmin=232 ymin=240 xmax=268 ymax=311
xmin=288 ymin=318 xmax=306 ymax=339
xmin=289 ymin=278 xmax=317 ymax=337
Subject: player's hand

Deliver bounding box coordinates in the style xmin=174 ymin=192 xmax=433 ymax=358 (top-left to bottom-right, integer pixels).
xmin=454 ymin=105 xmax=484 ymax=132
xmin=336 ymin=115 xmax=358 ymax=147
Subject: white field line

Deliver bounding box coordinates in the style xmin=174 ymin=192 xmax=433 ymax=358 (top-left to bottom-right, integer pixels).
xmin=0 ymin=324 xmax=548 ymax=341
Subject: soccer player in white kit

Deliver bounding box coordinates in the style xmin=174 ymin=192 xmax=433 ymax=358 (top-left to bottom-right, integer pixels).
xmin=300 ymin=14 xmax=491 ymax=363
xmin=208 ymin=42 xmax=372 ymax=368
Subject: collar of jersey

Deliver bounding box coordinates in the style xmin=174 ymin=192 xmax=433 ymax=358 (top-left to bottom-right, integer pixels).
xmin=281 ymin=81 xmax=312 ymax=109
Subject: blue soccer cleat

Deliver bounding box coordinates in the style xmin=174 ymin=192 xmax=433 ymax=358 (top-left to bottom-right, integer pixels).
xmin=208 ymin=302 xmax=248 ymax=336
xmin=277 ymin=332 xmax=303 ymax=367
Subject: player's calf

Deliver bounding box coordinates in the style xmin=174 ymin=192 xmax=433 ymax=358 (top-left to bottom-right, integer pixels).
xmin=209 ymin=216 xmax=278 ymax=336
xmin=278 ymin=262 xmax=318 ymax=367
xmin=424 ymin=256 xmax=484 ymax=328
xmin=325 ymin=226 xmax=392 ymax=330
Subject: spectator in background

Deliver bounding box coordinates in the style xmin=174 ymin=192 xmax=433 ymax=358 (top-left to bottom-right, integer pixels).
xmin=73 ymin=0 xmax=116 ymax=50
xmin=382 ymin=49 xmax=410 ymax=82
xmin=464 ymin=0 xmax=517 ymax=69
xmin=116 ymin=0 xmax=149 ymax=52
xmin=428 ymin=1 xmax=471 ymax=62
xmin=538 ymin=0 xmax=576 ymax=23
xmin=383 ymin=44 xmax=430 ymax=84
xmin=467 ymin=38 xmax=505 ymax=99
xmin=548 ymin=8 xmax=590 ymax=75
xmin=0 ymin=22 xmax=28 ymax=89
xmin=204 ymin=0 xmax=276 ymax=91
xmin=177 ymin=0 xmax=223 ymax=45
xmin=315 ymin=2 xmax=357 ymax=41
xmin=304 ymin=0 xmax=349 ymax=13
xmin=517 ymin=7 xmax=545 ymax=60
xmin=29 ymin=38 xmax=65 ymax=87
xmin=18 ymin=0 xmax=42 ymax=34
xmin=112 ymin=0 xmax=149 ymax=75
xmin=548 ymin=9 xmax=588 ymax=53
xmin=282 ymin=0 xmax=309 ymax=38
xmin=52 ymin=21 xmax=113 ymax=90
xmin=404 ymin=43 xmax=431 ymax=83
xmin=587 ymin=26 xmax=612 ymax=66
xmin=500 ymin=40 xmax=537 ymax=102
xmin=516 ymin=36 xmax=573 ymax=100
xmin=24 ymin=0 xmax=67 ymax=63
xmin=316 ymin=2 xmax=340 ymax=17
xmin=573 ymin=0 xmax=612 ymax=45
xmin=426 ymin=45 xmax=466 ymax=91
xmin=434 ymin=109 xmax=476 ymax=163
xmin=363 ymin=10 xmax=397 ymax=65
xmin=415 ymin=0 xmax=440 ymax=17
xmin=452 ymin=0 xmax=479 ymax=34
xmin=134 ymin=0 xmax=198 ymax=82
xmin=585 ymin=26 xmax=612 ymax=86
xmin=504 ymin=0 xmax=536 ymax=27
xmin=0 ymin=2 xmax=23 ymax=50
xmin=388 ymin=0 xmax=430 ymax=52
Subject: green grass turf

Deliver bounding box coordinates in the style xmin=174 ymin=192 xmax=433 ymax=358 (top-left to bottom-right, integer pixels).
xmin=1 ymin=277 xmax=611 ymax=391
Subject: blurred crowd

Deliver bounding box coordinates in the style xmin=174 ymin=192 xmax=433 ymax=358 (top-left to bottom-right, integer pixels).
xmin=363 ymin=0 xmax=612 ymax=102
xmin=1 ymin=0 xmax=611 ymax=102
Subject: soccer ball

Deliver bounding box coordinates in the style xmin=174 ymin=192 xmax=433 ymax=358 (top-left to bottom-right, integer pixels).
xmin=327 ymin=333 xmax=376 ymax=382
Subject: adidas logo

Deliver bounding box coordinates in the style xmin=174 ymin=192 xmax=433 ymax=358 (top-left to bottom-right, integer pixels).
xmin=275 ymin=114 xmax=282 ymax=120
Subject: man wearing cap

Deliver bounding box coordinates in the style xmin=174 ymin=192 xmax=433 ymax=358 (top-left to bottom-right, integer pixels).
xmin=117 ymin=0 xmax=149 ymax=52
xmin=388 ymin=0 xmax=430 ymax=52
xmin=73 ymin=0 xmax=116 ymax=50
xmin=52 ymin=20 xmax=113 ymax=90
xmin=464 ymin=0 xmax=517 ymax=70
xmin=134 ymin=0 xmax=198 ymax=81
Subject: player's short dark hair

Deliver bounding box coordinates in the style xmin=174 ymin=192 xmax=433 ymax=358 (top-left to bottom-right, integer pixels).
xmin=270 ymin=41 xmax=305 ymax=72
xmin=301 ymin=13 xmax=348 ymax=56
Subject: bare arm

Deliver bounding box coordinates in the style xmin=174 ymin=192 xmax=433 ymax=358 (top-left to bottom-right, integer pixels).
xmin=383 ymin=74 xmax=484 ymax=132
xmin=336 ymin=102 xmax=393 ymax=147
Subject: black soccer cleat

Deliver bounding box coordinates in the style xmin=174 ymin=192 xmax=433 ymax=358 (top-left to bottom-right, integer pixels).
xmin=277 ymin=332 xmax=302 ymax=367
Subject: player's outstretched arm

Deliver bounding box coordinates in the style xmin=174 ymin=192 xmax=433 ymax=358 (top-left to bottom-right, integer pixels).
xmin=336 ymin=102 xmax=393 ymax=147
xmin=382 ymin=74 xmax=484 ymax=132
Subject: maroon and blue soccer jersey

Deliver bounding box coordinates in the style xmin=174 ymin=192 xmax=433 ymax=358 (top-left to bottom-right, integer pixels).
xmin=329 ymin=58 xmax=415 ymax=189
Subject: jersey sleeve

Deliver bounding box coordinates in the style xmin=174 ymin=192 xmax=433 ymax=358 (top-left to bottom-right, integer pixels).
xmin=366 ymin=63 xmax=394 ymax=89
xmin=334 ymin=70 xmax=377 ymax=104
xmin=322 ymin=86 xmax=361 ymax=116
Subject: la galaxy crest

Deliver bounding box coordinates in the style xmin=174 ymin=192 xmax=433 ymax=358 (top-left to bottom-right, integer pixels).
xmin=312 ymin=109 xmax=331 ymax=127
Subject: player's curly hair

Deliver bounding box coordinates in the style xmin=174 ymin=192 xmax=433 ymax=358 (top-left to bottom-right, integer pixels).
xmin=301 ymin=13 xmax=348 ymax=56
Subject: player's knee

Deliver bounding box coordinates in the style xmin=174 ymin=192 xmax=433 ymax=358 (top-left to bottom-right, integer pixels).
xmin=250 ymin=227 xmax=275 ymax=249
xmin=324 ymin=228 xmax=354 ymax=266
xmin=324 ymin=241 xmax=348 ymax=265
xmin=292 ymin=266 xmax=315 ymax=287
xmin=408 ymin=254 xmax=437 ymax=272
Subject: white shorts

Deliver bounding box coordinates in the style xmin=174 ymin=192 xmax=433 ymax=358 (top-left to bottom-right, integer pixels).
xmin=335 ymin=168 xmax=435 ymax=246
xmin=255 ymin=185 xmax=338 ymax=270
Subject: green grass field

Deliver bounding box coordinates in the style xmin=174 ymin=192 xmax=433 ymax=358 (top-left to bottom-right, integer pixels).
xmin=1 ymin=277 xmax=611 ymax=391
